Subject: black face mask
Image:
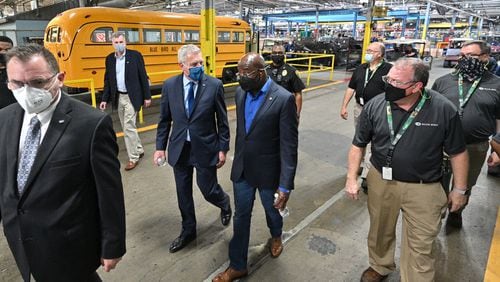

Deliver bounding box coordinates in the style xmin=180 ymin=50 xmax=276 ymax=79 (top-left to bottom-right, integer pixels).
xmin=456 ymin=56 xmax=486 ymax=81
xmin=271 ymin=54 xmax=285 ymax=66
xmin=385 ymin=83 xmax=413 ymax=102
xmin=239 ymin=76 xmax=260 ymax=92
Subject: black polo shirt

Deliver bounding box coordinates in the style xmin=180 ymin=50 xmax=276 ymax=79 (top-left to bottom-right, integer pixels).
xmin=267 ymin=63 xmax=305 ymax=94
xmin=353 ymin=89 xmax=466 ymax=183
xmin=432 ymin=72 xmax=500 ymax=144
xmin=348 ymin=61 xmax=392 ymax=105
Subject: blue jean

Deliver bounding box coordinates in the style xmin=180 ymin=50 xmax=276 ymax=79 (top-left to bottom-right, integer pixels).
xmin=228 ymin=178 xmax=283 ymax=271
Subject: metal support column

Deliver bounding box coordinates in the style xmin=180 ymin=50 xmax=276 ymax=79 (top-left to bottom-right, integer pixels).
xmin=200 ymin=0 xmax=216 ymax=77
xmin=361 ymin=0 xmax=375 ymax=64
xmin=421 ymin=1 xmax=431 ymax=41
xmin=401 ymin=16 xmax=407 ymax=38
xmin=477 ymin=17 xmax=483 ymax=39
xmin=315 ymin=6 xmax=319 ymax=40
xmin=353 ymin=12 xmax=358 ymax=38
xmin=451 ymin=12 xmax=457 ymax=32
xmin=467 ymin=15 xmax=473 ymax=38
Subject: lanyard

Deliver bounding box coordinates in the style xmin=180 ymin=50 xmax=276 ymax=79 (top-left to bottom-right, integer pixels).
xmin=458 ymin=74 xmax=481 ymax=117
xmin=385 ymin=93 xmax=427 ymax=166
xmin=364 ymin=62 xmax=383 ymax=88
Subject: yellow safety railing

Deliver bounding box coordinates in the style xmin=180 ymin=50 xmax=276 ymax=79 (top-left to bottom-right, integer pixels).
xmin=64 ymin=53 xmax=335 ymax=125
xmin=63 ymin=78 xmax=97 ymax=108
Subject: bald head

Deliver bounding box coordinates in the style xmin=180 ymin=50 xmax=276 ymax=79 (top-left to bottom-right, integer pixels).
xmin=238 ymin=52 xmax=266 ymax=71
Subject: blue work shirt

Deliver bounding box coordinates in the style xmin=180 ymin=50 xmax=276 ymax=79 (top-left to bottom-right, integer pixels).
xmin=245 ymin=78 xmax=271 ymax=133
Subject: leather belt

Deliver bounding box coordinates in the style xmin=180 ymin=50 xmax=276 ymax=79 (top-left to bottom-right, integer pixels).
xmin=117 ymin=91 xmax=128 ymax=94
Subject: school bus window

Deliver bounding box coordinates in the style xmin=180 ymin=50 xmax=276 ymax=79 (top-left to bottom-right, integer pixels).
xmin=144 ymin=29 xmax=161 ymax=43
xmin=48 ymin=27 xmax=59 ymax=43
xmin=218 ymin=31 xmax=230 ymax=42
xmin=185 ymin=30 xmax=199 ymax=43
xmin=118 ymin=28 xmax=140 ymax=43
xmin=91 ymin=27 xmax=113 ymax=43
xmin=164 ymin=30 xmax=182 ymax=43
xmin=232 ymin=32 xmax=244 ymax=43
xmin=245 ymin=31 xmax=251 ymax=42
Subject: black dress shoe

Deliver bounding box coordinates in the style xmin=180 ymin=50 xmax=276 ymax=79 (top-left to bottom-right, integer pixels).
xmin=221 ymin=206 xmax=232 ymax=226
xmin=169 ymin=233 xmax=196 ymax=253
xmin=139 ymin=152 xmax=144 ymax=159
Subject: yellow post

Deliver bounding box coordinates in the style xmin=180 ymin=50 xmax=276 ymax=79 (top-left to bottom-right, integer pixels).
xmin=201 ymin=0 xmax=216 ymax=77
xmin=361 ymin=0 xmax=375 ymax=64
xmin=306 ymin=56 xmax=312 ymax=87
xmin=139 ymin=108 xmax=144 ymax=124
xmin=90 ymin=78 xmax=96 ymax=108
xmin=330 ymin=54 xmax=335 ymax=81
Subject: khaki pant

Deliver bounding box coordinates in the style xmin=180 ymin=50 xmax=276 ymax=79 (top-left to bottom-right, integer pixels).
xmin=118 ymin=94 xmax=144 ymax=162
xmin=354 ymin=103 xmax=371 ymax=177
xmin=366 ymin=169 xmax=448 ymax=282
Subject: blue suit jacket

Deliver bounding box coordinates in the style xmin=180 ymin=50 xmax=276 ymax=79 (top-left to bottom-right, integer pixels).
xmin=155 ymin=73 xmax=230 ymax=167
xmin=231 ymin=80 xmax=298 ymax=190
xmin=102 ymin=49 xmax=151 ymax=111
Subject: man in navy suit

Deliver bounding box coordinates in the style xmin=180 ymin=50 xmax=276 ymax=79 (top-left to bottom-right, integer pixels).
xmin=213 ymin=53 xmax=298 ymax=282
xmin=100 ymin=31 xmax=151 ymax=171
xmin=0 ymin=44 xmax=125 ymax=282
xmin=154 ymin=44 xmax=232 ymax=253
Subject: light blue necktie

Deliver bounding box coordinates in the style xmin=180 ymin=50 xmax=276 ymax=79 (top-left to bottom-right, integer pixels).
xmin=17 ymin=116 xmax=41 ymax=194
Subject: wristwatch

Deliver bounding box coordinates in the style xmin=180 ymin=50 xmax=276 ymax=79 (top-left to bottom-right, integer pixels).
xmin=452 ymin=188 xmax=471 ymax=196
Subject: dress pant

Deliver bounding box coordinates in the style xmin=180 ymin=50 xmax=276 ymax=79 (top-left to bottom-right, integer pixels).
xmin=173 ymin=141 xmax=229 ymax=236
xmin=228 ymin=178 xmax=282 ymax=271
xmin=464 ymin=141 xmax=489 ymax=192
xmin=118 ymin=94 xmax=144 ymax=162
xmin=354 ymin=103 xmax=372 ymax=177
xmin=30 ymin=271 xmax=101 ymax=282
xmin=366 ymin=169 xmax=447 ymax=282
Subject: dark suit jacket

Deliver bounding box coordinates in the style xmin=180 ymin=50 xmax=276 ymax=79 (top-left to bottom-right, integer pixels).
xmin=0 ymin=68 xmax=16 ymax=109
xmin=156 ymin=73 xmax=230 ymax=167
xmin=102 ymin=49 xmax=151 ymax=112
xmin=231 ymin=80 xmax=298 ymax=190
xmin=0 ymin=94 xmax=126 ymax=282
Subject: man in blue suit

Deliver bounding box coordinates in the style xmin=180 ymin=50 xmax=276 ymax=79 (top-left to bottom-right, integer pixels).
xmin=154 ymin=44 xmax=232 ymax=253
xmin=100 ymin=32 xmax=151 ymax=171
xmin=213 ymin=53 xmax=298 ymax=282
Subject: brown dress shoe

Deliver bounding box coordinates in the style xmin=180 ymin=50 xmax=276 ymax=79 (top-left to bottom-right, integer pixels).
xmin=269 ymin=236 xmax=283 ymax=258
xmin=360 ymin=267 xmax=388 ymax=282
xmin=124 ymin=161 xmax=138 ymax=171
xmin=212 ymin=267 xmax=248 ymax=282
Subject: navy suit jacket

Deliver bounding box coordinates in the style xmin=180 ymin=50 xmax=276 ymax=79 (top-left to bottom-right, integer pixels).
xmin=102 ymin=49 xmax=151 ymax=111
xmin=231 ymin=80 xmax=298 ymax=190
xmin=156 ymin=73 xmax=230 ymax=167
xmin=0 ymin=94 xmax=126 ymax=281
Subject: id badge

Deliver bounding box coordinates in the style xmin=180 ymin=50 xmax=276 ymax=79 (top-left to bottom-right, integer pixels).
xmin=382 ymin=166 xmax=393 ymax=180
xmin=359 ymin=97 xmax=364 ymax=106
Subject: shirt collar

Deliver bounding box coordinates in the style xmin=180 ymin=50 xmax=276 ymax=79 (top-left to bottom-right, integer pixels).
xmin=183 ymin=75 xmax=198 ymax=87
xmin=247 ymin=77 xmax=272 ymax=97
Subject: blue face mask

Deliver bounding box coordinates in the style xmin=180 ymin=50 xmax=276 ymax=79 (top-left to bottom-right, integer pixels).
xmin=364 ymin=53 xmax=374 ymax=63
xmin=188 ymin=65 xmax=204 ymax=81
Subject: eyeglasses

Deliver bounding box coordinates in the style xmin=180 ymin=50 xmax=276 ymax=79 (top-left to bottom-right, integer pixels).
xmin=382 ymin=75 xmax=415 ymax=87
xmin=459 ymin=53 xmax=483 ymax=59
xmin=271 ymin=51 xmax=285 ymax=55
xmin=366 ymin=49 xmax=379 ymax=54
xmin=8 ymin=73 xmax=58 ymax=90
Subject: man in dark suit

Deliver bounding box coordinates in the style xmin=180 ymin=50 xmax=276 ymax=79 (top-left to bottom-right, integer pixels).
xmin=154 ymin=44 xmax=232 ymax=253
xmin=100 ymin=31 xmax=151 ymax=171
xmin=213 ymin=53 xmax=298 ymax=282
xmin=0 ymin=44 xmax=125 ymax=281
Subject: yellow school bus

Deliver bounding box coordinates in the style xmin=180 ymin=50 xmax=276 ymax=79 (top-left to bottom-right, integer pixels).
xmin=44 ymin=7 xmax=251 ymax=93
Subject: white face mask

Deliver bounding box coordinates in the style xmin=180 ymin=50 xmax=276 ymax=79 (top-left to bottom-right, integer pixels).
xmin=12 ymin=86 xmax=54 ymax=114
xmin=364 ymin=53 xmax=374 ymax=63
xmin=114 ymin=43 xmax=125 ymax=53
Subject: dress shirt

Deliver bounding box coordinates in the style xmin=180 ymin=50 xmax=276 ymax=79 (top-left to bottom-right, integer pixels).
xmin=183 ymin=75 xmax=198 ymax=141
xmin=115 ymin=50 xmax=127 ymax=92
xmin=18 ymin=90 xmax=61 ymax=159
xmin=244 ymin=78 xmax=271 ymax=133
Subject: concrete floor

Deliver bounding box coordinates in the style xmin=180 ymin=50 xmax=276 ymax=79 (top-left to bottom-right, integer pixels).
xmin=1 ymin=57 xmax=499 ymax=282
